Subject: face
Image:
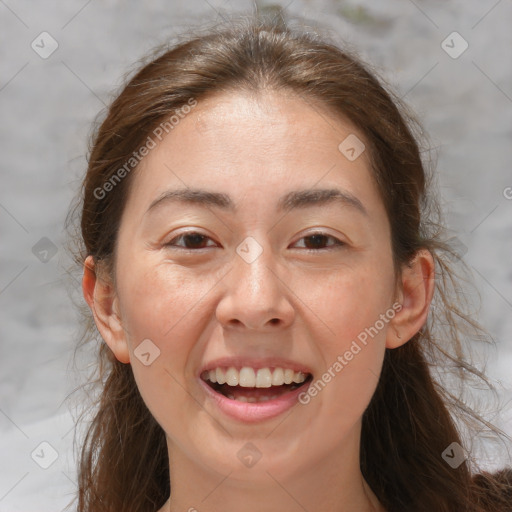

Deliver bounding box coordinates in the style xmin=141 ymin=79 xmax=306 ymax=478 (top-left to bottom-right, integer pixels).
xmin=86 ymin=90 xmax=427 ymax=487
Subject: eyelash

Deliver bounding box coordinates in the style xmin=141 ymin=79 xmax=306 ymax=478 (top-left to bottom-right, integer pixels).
xmin=164 ymin=231 xmax=345 ymax=252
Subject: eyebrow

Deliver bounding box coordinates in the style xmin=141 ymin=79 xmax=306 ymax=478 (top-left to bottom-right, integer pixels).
xmin=146 ymin=187 xmax=368 ymax=216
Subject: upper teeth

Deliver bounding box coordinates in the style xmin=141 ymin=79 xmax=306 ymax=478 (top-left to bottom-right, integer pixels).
xmin=202 ymin=367 xmax=308 ymax=388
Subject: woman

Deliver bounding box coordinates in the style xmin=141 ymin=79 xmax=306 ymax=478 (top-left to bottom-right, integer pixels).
xmin=69 ymin=13 xmax=512 ymax=512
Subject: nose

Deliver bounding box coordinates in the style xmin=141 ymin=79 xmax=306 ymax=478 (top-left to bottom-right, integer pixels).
xmin=215 ymin=240 xmax=295 ymax=331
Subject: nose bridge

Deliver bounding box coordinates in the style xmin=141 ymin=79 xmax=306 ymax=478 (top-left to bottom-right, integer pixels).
xmin=216 ymin=235 xmax=294 ymax=329
xmin=234 ymin=235 xmax=279 ymax=302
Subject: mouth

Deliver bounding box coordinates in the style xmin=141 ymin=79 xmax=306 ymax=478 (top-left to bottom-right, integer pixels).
xmin=200 ymin=366 xmax=313 ymax=403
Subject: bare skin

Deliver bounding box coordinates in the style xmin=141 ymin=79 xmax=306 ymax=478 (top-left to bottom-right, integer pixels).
xmin=83 ymin=89 xmax=434 ymax=512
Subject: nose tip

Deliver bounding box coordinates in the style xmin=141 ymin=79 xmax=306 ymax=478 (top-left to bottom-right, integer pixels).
xmin=215 ymin=243 xmax=295 ymax=330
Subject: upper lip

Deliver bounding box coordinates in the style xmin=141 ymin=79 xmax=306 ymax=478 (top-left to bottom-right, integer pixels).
xmin=198 ymin=356 xmax=314 ymax=378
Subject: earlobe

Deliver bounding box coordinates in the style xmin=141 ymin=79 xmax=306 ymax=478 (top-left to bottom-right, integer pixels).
xmin=386 ymin=249 xmax=435 ymax=349
xmin=82 ymin=255 xmax=131 ymax=364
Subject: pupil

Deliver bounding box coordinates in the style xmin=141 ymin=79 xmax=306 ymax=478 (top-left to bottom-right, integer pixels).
xmin=305 ymin=234 xmax=327 ymax=249
xmin=186 ymin=234 xmax=206 ymax=248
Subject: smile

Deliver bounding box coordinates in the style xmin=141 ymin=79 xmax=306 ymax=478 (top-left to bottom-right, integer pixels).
xmin=199 ymin=366 xmax=313 ymax=421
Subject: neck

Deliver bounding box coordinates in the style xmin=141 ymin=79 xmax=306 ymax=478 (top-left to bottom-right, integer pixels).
xmin=159 ymin=424 xmax=384 ymax=512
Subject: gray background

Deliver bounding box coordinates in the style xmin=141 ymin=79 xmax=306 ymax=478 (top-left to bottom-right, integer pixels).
xmin=0 ymin=0 xmax=511 ymax=510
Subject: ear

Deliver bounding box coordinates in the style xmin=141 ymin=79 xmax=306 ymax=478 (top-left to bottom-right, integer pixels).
xmin=386 ymin=249 xmax=435 ymax=349
xmin=82 ymin=255 xmax=130 ymax=363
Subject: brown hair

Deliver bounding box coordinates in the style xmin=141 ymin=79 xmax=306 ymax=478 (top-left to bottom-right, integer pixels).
xmin=66 ymin=12 xmax=512 ymax=512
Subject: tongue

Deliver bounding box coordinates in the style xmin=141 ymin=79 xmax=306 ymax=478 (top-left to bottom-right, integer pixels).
xmin=219 ymin=383 xmax=295 ymax=399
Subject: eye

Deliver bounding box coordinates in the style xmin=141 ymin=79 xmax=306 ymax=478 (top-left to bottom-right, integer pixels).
xmin=164 ymin=231 xmax=345 ymax=252
xmin=164 ymin=232 xmax=217 ymax=250
xmin=292 ymin=232 xmax=345 ymax=251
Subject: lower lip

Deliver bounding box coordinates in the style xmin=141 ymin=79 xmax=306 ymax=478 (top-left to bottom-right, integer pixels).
xmin=199 ymin=378 xmax=311 ymax=423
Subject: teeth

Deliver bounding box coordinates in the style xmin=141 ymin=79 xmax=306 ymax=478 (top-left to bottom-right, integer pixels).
xmin=225 ymin=367 xmax=238 ymax=386
xmin=225 ymin=394 xmax=281 ymax=402
xmin=202 ymin=366 xmax=309 ymax=387
xmin=284 ymin=369 xmax=294 ymax=384
xmin=224 ymin=393 xmax=281 ymax=402
xmin=239 ymin=367 xmax=256 ymax=387
xmin=216 ymin=367 xmax=226 ymax=385
xmin=256 ymin=368 xmax=272 ymax=388
xmin=272 ymin=367 xmax=284 ymax=385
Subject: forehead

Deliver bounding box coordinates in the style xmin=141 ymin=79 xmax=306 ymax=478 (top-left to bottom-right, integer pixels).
xmin=190 ymin=90 xmax=362 ymax=164
xmin=126 ymin=89 xmax=382 ymax=218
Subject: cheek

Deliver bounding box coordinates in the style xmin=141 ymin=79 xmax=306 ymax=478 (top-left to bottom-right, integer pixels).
xmin=305 ymin=258 xmax=396 ymax=349
xmin=297 ymin=260 xmax=394 ymax=424
xmin=114 ymin=263 xmax=206 ymax=408
xmin=117 ymin=261 xmax=208 ymax=343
